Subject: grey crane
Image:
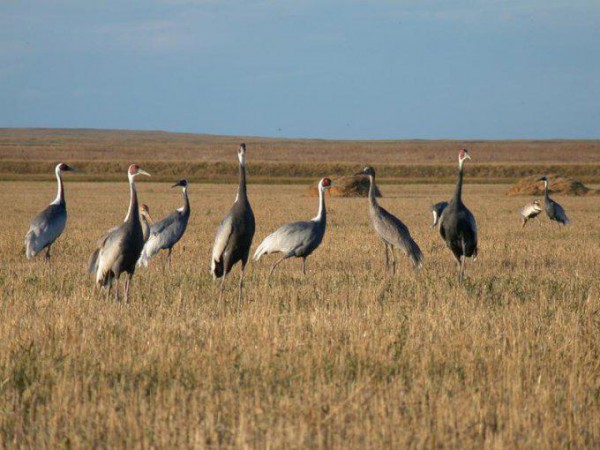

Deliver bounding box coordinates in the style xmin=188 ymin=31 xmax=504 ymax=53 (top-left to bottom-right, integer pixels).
xmin=538 ymin=176 xmax=569 ymax=226
xmin=88 ymin=204 xmax=153 ymax=274
xmin=355 ymin=166 xmax=423 ymax=272
xmin=25 ymin=163 xmax=76 ymax=262
xmin=254 ymin=177 xmax=332 ymax=277
xmin=93 ymin=164 xmax=150 ymax=302
xmin=210 ymin=144 xmax=255 ymax=305
xmin=519 ymin=200 xmax=543 ymax=228
xmin=138 ymin=179 xmax=190 ymax=267
xmin=430 ymin=201 xmax=449 ymax=228
xmin=439 ymin=149 xmax=478 ymax=283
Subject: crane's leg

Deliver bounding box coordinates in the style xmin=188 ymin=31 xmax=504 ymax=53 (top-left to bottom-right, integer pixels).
xmin=383 ymin=242 xmax=390 ymax=270
xmin=458 ymin=256 xmax=465 ymax=284
xmin=301 ymin=257 xmax=307 ymax=275
xmin=218 ymin=272 xmax=227 ymax=305
xmin=390 ymin=246 xmax=397 ymax=275
xmin=238 ymin=263 xmax=247 ymax=309
xmin=522 ymin=218 xmax=527 ymax=228
xmin=124 ymin=273 xmax=132 ymax=304
xmin=44 ymin=244 xmax=52 ymax=264
xmin=167 ymin=248 xmax=172 ymax=268
xmin=268 ymin=255 xmax=290 ymax=280
xmin=536 ymin=217 xmax=542 ymax=226
xmin=114 ymin=276 xmax=120 ymax=302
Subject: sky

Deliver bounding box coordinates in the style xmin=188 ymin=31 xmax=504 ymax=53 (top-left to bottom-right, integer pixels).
xmin=1 ymin=0 xmax=599 ymax=139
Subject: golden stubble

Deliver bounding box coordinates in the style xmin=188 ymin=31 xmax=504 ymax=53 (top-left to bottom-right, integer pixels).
xmin=0 ymin=182 xmax=598 ymax=449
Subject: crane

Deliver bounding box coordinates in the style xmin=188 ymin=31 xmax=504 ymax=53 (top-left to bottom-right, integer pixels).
xmin=519 ymin=200 xmax=542 ymax=228
xmin=355 ymin=166 xmax=423 ymax=272
xmin=93 ymin=164 xmax=150 ymax=302
xmin=439 ymin=149 xmax=478 ymax=283
xmin=25 ymin=163 xmax=76 ymax=262
xmin=88 ymin=204 xmax=153 ymax=274
xmin=254 ymin=177 xmax=332 ymax=277
xmin=138 ymin=179 xmax=190 ymax=267
xmin=538 ymin=176 xmax=569 ymax=226
xmin=210 ymin=144 xmax=255 ymax=306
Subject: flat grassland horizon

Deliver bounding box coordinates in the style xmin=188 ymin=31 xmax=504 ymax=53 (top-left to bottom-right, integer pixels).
xmin=1 ymin=128 xmax=600 ymax=183
xmin=1 ymin=181 xmax=598 ymax=448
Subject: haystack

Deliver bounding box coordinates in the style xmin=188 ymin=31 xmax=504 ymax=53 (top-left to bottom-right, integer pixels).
xmin=307 ymin=176 xmax=382 ymax=198
xmin=506 ymin=174 xmax=595 ymax=196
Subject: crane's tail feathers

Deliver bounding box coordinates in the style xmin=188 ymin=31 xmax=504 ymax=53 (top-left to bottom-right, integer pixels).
xmin=137 ymin=239 xmax=160 ymax=267
xmin=253 ymin=233 xmax=279 ymax=261
xmin=407 ymin=238 xmax=424 ymax=270
xmin=210 ymin=258 xmax=224 ymax=279
xmin=24 ymin=231 xmax=38 ymax=259
xmin=87 ymin=249 xmax=100 ymax=273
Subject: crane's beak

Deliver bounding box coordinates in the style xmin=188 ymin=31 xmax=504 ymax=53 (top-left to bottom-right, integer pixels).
xmin=145 ymin=212 xmax=154 ymax=224
xmin=354 ymin=171 xmax=366 ymax=176
xmin=65 ymin=165 xmax=78 ymax=172
xmin=464 ymin=153 xmax=472 ymax=161
xmin=138 ymin=169 xmax=151 ymax=177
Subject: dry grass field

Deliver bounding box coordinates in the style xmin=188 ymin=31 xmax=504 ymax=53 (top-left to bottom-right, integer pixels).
xmin=1 ymin=129 xmax=600 ymax=184
xmin=1 ymin=180 xmax=598 ymax=448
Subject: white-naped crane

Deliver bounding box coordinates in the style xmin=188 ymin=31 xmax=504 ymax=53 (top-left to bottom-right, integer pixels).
xmin=439 ymin=149 xmax=478 ymax=283
xmin=254 ymin=177 xmax=332 ymax=277
xmin=430 ymin=201 xmax=448 ymax=228
xmin=138 ymin=179 xmax=190 ymax=267
xmin=538 ymin=176 xmax=569 ymax=226
xmin=355 ymin=166 xmax=423 ymax=272
xmin=25 ymin=162 xmax=76 ymax=262
xmin=88 ymin=204 xmax=153 ymax=274
xmin=210 ymin=144 xmax=255 ymax=305
xmin=519 ymin=199 xmax=543 ymax=228
xmin=93 ymin=164 xmax=150 ymax=302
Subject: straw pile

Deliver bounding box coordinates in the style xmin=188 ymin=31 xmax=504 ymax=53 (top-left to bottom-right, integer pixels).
xmin=506 ymin=174 xmax=596 ymax=196
xmin=307 ymin=176 xmax=382 ymax=198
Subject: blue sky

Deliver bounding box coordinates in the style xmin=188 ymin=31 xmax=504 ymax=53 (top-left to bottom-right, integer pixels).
xmin=1 ymin=1 xmax=599 ymax=139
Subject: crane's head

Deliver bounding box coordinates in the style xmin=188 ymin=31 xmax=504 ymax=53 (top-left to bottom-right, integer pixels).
xmin=139 ymin=204 xmax=154 ymax=223
xmin=458 ymin=148 xmax=471 ymax=163
xmin=537 ymin=176 xmax=548 ymax=183
xmin=128 ymin=164 xmax=151 ymax=180
xmin=171 ymin=179 xmax=188 ymax=188
xmin=320 ymin=177 xmax=332 ymax=191
xmin=56 ymin=163 xmax=76 ymax=173
xmin=238 ymin=143 xmax=247 ymax=166
xmin=355 ymin=166 xmax=376 ymax=177
xmin=532 ymin=199 xmax=541 ymax=206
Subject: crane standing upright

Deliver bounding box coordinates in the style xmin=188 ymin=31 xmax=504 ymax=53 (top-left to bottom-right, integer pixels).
xmin=538 ymin=176 xmax=569 ymax=226
xmin=88 ymin=204 xmax=153 ymax=275
xmin=355 ymin=166 xmax=423 ymax=272
xmin=254 ymin=177 xmax=332 ymax=277
xmin=94 ymin=164 xmax=150 ymax=302
xmin=210 ymin=144 xmax=255 ymax=306
xmin=439 ymin=149 xmax=478 ymax=283
xmin=25 ymin=163 xmax=76 ymax=262
xmin=138 ymin=179 xmax=190 ymax=267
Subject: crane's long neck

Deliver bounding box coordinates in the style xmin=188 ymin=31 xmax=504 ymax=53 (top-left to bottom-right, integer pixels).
xmin=237 ymin=161 xmax=247 ymax=202
xmin=124 ymin=174 xmax=139 ymax=224
xmin=51 ymin=167 xmax=64 ymax=205
xmin=368 ymin=175 xmax=379 ymax=207
xmin=313 ymin=186 xmax=327 ymax=223
xmin=181 ymin=186 xmax=190 ymax=215
xmin=453 ymin=159 xmax=465 ymax=202
xmin=543 ymin=180 xmax=549 ymax=199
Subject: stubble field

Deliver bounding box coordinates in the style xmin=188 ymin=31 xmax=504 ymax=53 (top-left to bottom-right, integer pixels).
xmin=1 ymin=180 xmax=599 ymax=448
